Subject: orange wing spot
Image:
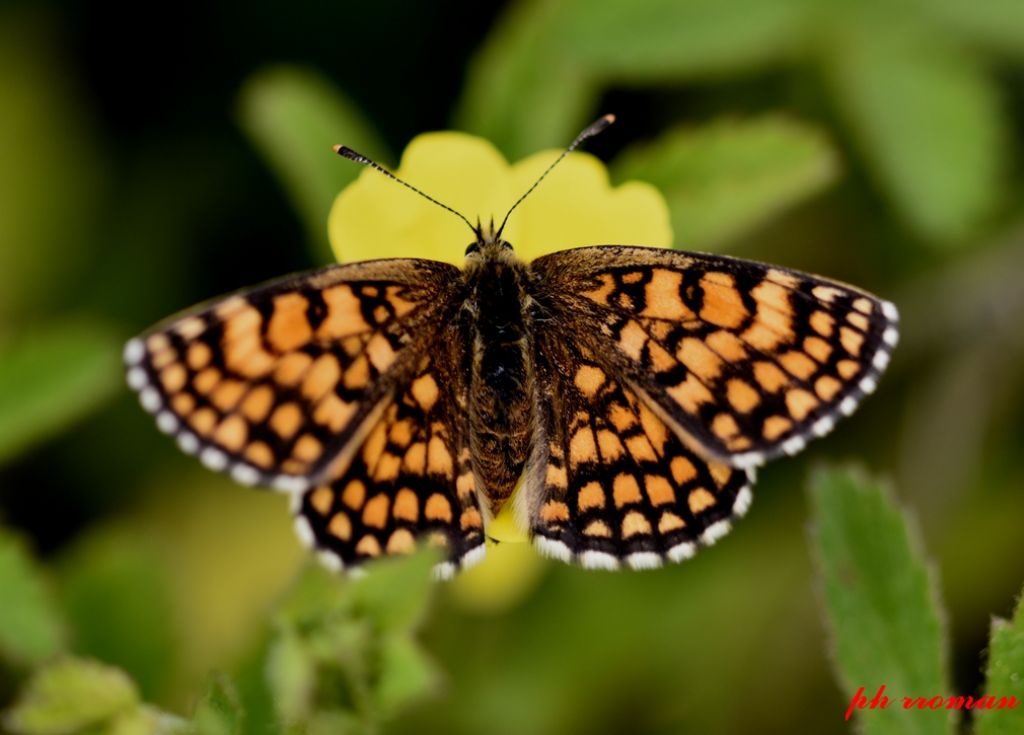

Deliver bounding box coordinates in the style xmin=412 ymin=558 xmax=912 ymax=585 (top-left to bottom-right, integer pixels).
xmin=386 ymin=528 xmax=415 ymax=554
xmin=151 ymin=349 xmax=176 ymax=370
xmin=670 ymin=456 xmax=697 ymax=485
xmin=293 ymin=434 xmax=323 ymax=462
xmin=193 ymin=367 xmax=220 ymax=395
xmin=239 ymin=385 xmax=273 ymax=422
xmin=699 ymin=273 xmax=747 ymax=329
xmin=569 ymin=426 xmax=598 ymax=468
xmin=214 ymin=296 xmax=247 ymax=319
xmin=411 ymin=373 xmax=439 ymax=411
xmin=688 ymin=487 xmax=716 ymax=514
xmin=785 ymin=389 xmax=819 ymax=421
xmin=727 ymin=379 xmax=761 ymax=414
xmin=342 ymin=479 xmax=366 ymax=510
xmin=608 ymin=403 xmax=636 ymax=431
xmin=318 ymin=285 xmax=369 ymax=339
xmin=393 ymin=488 xmax=419 ymax=522
xmin=763 ymin=415 xmax=793 ymax=441
xmin=584 ymin=520 xmax=613 ymax=538
xmin=301 ymin=354 xmax=341 ymax=402
xmin=810 ymin=310 xmax=835 ymax=337
xmin=658 ymin=512 xmax=686 ymax=533
xmin=310 ymin=486 xmax=334 ymax=515
xmin=779 ymin=351 xmax=817 ymax=380
xmin=596 ymin=429 xmax=624 ymax=461
xmin=766 ymin=269 xmax=801 ymax=288
xmin=427 ymin=436 xmax=453 ymax=477
xmin=753 ymin=361 xmax=789 ymax=392
xmin=244 ymin=441 xmax=274 ymax=468
xmin=456 ymin=472 xmax=475 ymax=499
xmin=582 ymin=273 xmax=615 ymax=305
xmin=847 ymin=311 xmax=870 ymax=331
xmin=711 ymin=413 xmax=740 ymax=440
xmin=313 ymin=394 xmax=355 ymax=432
xmin=622 ymin=271 xmax=645 ymax=284
xmin=726 ymin=435 xmax=752 ymax=451
xmin=644 ymin=474 xmax=675 ymax=506
xmin=209 ymin=380 xmax=245 ymax=413
xmin=226 ymin=341 xmax=275 ymax=379
xmin=545 ymin=463 xmax=568 ymax=489
xmin=706 ymin=330 xmax=748 ymax=362
xmin=328 ymin=512 xmax=352 ymax=541
xmin=642 ymin=269 xmax=695 ymax=321
xmin=815 ymin=375 xmax=842 ymax=402
xmin=541 ymin=500 xmax=570 ymax=524
xmin=613 ymin=291 xmax=634 ymax=310
xmin=574 ymin=365 xmax=606 ymax=397
xmin=213 ymin=415 xmax=248 ymax=452
xmin=622 ymin=510 xmax=652 ymax=539
xmin=186 ymin=342 xmax=212 ymax=370
xmin=189 ymin=407 xmax=217 ymax=436
xmin=613 ymin=473 xmax=643 ymax=508
xmin=840 ymin=326 xmax=864 ymax=356
xmin=365 ymin=333 xmax=397 ymax=372
xmin=647 ymin=321 xmax=673 ymax=342
xmin=460 ymin=507 xmax=483 ymax=531
xmin=372 ymin=305 xmax=389 ymax=324
xmin=343 ymin=354 xmax=371 ymax=391
xmin=362 ymin=494 xmax=390 ymax=529
xmin=425 ymin=493 xmax=453 ymax=522
xmin=176 ymin=316 xmax=206 ymax=340
xmin=812 ymin=285 xmax=844 ymax=303
xmin=837 ymin=359 xmax=860 ymax=379
xmin=804 ymin=336 xmax=832 ymax=363
xmin=677 ymin=337 xmax=724 ymax=383
xmin=147 ymin=333 xmax=171 ymax=353
xmin=667 ymin=374 xmax=715 ymax=414
xmin=618 ymin=320 xmax=649 ymax=361
xmin=172 ymin=393 xmax=195 ymax=415
xmin=852 ymin=297 xmax=873 ymax=315
xmin=708 ymin=463 xmax=732 ymax=487
xmin=355 ymin=534 xmax=382 ymax=557
xmin=160 ymin=363 xmax=187 ymax=393
xmin=426 ymin=531 xmax=448 ymax=549
xmin=578 ymin=481 xmax=605 ymax=511
xmin=388 ymin=419 xmax=414 ymax=448
xmin=742 ymin=322 xmax=783 ymax=352
xmin=281 ymin=459 xmax=305 ymax=474
xmin=402 ymin=442 xmax=426 ymax=473
xmin=624 ymin=434 xmax=657 ymax=462
xmin=751 ymin=280 xmax=793 ymax=334
xmin=266 ymin=293 xmax=312 ymax=352
xmin=372 ymin=453 xmax=401 ymax=482
xmin=274 ymin=352 xmax=313 ymax=387
xmin=384 ymin=286 xmax=418 ymax=318
xmin=269 ymin=402 xmax=303 ymax=440
xmin=638 ymin=403 xmax=669 ymax=455
xmin=647 ymin=340 xmax=677 ymax=373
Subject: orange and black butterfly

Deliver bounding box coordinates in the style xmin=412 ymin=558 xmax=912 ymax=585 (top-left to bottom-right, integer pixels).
xmin=124 ymin=116 xmax=898 ymax=577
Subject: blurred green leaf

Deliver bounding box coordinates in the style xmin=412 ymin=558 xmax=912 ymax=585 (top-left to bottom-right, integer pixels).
xmin=975 ymin=589 xmax=1024 ymax=735
xmin=349 ymin=550 xmax=439 ymax=635
xmin=0 ymin=527 xmax=66 ymax=667
xmin=0 ymin=320 xmax=121 ymax=466
xmin=373 ymin=636 xmax=436 ymax=716
xmin=808 ymin=466 xmax=951 ymax=735
xmin=191 ymin=675 xmax=244 ymax=735
xmin=825 ymin=29 xmax=1003 ymax=243
xmin=613 ymin=116 xmax=838 ymax=249
xmin=560 ymin=0 xmax=805 ymax=80
xmin=57 ymin=527 xmax=177 ymax=699
xmin=4 ymin=658 xmax=139 ymax=735
xmin=916 ymin=0 xmax=1024 ymax=59
xmin=455 ymin=0 xmax=598 ymax=159
xmin=238 ymin=65 xmax=389 ymax=262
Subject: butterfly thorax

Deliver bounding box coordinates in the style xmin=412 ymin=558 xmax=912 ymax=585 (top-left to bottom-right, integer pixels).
xmin=461 ymin=240 xmax=534 ymax=516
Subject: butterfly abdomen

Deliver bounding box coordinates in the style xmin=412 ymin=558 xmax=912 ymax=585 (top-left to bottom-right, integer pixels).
xmin=464 ymin=251 xmax=534 ymax=514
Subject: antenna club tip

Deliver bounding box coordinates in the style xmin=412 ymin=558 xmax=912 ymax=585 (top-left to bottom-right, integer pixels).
xmin=603 ymin=114 xmax=616 ymax=125
xmin=332 ymin=144 xmax=344 ymax=154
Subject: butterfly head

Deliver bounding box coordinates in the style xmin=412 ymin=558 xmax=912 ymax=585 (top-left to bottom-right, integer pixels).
xmin=465 ymin=216 xmax=513 ymax=257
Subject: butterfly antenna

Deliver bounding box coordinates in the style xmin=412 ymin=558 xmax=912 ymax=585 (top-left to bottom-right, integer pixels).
xmin=334 ymin=145 xmax=479 ymax=237
xmin=494 ymin=114 xmax=615 ymax=239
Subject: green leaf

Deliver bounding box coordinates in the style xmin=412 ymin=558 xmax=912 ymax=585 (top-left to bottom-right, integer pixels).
xmin=372 ymin=636 xmax=436 ymax=716
xmin=916 ymin=0 xmax=1024 ymax=59
xmin=454 ymin=0 xmax=599 ymax=159
xmin=559 ymin=0 xmax=806 ymax=80
xmin=612 ymin=116 xmax=838 ymax=249
xmin=0 ymin=526 xmax=66 ymax=666
xmin=825 ymin=29 xmax=1004 ymax=243
xmin=265 ymin=628 xmax=317 ymax=724
xmin=807 ymin=466 xmax=951 ymax=735
xmin=349 ymin=549 xmax=439 ymax=635
xmin=0 ymin=320 xmax=121 ymax=466
xmin=238 ymin=65 xmax=389 ymax=262
xmin=4 ymin=657 xmax=140 ymax=735
xmin=975 ymin=590 xmax=1024 ymax=735
xmin=191 ymin=675 xmax=244 ymax=735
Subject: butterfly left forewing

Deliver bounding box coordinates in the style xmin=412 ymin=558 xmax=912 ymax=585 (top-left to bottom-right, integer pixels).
xmin=530 ymin=246 xmax=899 ymax=469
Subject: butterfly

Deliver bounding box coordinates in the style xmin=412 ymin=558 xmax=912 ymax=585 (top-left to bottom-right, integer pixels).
xmin=124 ymin=115 xmax=898 ymax=578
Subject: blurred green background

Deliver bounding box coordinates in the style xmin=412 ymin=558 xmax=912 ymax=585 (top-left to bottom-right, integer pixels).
xmin=1 ymin=0 xmax=1023 ymax=733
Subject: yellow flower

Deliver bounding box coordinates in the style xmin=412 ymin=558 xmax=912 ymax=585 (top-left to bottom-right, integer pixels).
xmin=327 ymin=130 xmax=672 ymax=611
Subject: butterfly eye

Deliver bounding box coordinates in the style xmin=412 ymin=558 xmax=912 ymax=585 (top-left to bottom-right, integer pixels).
xmin=465 ymin=242 xmax=481 ymax=255
xmin=500 ymin=240 xmax=513 ymax=251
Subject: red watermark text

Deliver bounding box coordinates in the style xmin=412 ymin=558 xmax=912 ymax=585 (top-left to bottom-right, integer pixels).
xmin=845 ymin=686 xmax=1019 ymax=721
